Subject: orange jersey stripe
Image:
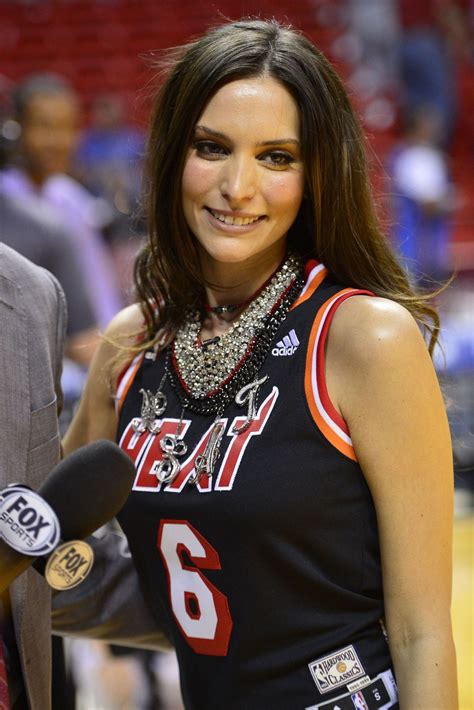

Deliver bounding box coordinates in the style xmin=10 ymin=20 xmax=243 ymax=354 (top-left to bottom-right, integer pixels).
xmin=291 ymin=261 xmax=328 ymax=310
xmin=305 ymin=289 xmax=367 ymax=461
xmin=115 ymin=352 xmax=145 ymax=417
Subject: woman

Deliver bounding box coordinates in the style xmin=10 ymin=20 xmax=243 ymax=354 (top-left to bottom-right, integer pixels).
xmin=64 ymin=19 xmax=457 ymax=710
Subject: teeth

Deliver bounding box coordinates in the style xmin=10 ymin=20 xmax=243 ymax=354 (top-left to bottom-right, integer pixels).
xmin=210 ymin=209 xmax=260 ymax=226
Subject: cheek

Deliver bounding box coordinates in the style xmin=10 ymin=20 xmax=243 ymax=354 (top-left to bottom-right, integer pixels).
xmin=60 ymin=129 xmax=79 ymax=153
xmin=265 ymin=173 xmax=304 ymax=216
xmin=23 ymin=128 xmax=42 ymax=152
xmin=182 ymin=157 xmax=216 ymax=203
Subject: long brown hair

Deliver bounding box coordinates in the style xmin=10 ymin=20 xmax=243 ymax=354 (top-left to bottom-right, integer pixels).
xmin=135 ymin=18 xmax=440 ymax=353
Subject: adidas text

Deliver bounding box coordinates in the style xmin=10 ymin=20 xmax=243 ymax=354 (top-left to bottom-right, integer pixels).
xmin=272 ymin=328 xmax=299 ymax=356
xmin=272 ymin=345 xmax=298 ymax=356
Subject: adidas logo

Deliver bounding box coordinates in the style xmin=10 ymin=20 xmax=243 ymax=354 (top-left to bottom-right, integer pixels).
xmin=272 ymin=329 xmax=300 ymax=356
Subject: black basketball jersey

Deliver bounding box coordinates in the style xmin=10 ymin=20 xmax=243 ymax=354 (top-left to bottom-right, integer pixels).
xmin=116 ymin=262 xmax=399 ymax=710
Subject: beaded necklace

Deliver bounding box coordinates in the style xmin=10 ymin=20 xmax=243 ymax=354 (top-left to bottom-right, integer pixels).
xmin=132 ymin=253 xmax=304 ymax=486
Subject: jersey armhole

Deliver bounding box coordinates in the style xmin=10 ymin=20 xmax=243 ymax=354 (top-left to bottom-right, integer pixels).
xmin=304 ymin=289 xmax=373 ymax=461
xmin=115 ymin=352 xmax=145 ymax=416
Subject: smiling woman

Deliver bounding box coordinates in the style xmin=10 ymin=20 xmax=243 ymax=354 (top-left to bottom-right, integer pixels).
xmin=63 ymin=18 xmax=458 ymax=710
xmin=181 ymin=77 xmax=304 ymax=290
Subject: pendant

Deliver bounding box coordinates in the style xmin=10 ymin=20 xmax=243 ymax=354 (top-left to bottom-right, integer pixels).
xmin=189 ymin=420 xmax=226 ymax=485
xmin=212 ymin=304 xmax=239 ymax=315
xmin=154 ymin=435 xmax=188 ymax=484
xmin=232 ymin=375 xmax=269 ymax=434
xmin=132 ymin=388 xmax=167 ymax=435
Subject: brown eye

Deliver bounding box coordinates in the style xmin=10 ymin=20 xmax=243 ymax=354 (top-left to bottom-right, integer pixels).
xmin=193 ymin=140 xmax=228 ymax=158
xmin=259 ymin=151 xmax=295 ymax=168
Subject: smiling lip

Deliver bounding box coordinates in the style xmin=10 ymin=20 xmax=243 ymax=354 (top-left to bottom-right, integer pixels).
xmin=206 ymin=207 xmax=265 ymax=227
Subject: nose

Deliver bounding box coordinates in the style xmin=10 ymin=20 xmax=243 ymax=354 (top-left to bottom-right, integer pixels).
xmin=219 ymin=154 xmax=257 ymax=206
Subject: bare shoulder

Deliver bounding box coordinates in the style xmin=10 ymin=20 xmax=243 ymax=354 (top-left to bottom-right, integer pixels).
xmin=103 ymin=303 xmax=146 ymax=342
xmin=325 ymin=295 xmax=439 ymax=424
xmin=92 ymin=304 xmax=145 ymax=370
xmin=91 ymin=303 xmax=146 ymax=392
xmin=327 ymin=295 xmax=430 ymax=373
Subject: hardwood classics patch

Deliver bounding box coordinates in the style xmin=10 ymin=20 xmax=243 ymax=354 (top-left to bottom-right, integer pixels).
xmin=308 ymin=644 xmax=365 ymax=694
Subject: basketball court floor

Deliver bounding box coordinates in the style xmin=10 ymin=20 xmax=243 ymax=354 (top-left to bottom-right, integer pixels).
xmin=452 ymin=515 xmax=474 ymax=710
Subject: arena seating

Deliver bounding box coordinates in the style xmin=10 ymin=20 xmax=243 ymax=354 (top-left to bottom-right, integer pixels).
xmin=0 ymin=0 xmax=472 ymax=267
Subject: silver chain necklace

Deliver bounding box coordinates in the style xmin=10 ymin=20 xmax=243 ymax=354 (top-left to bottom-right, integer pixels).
xmin=173 ymin=253 xmax=302 ymax=399
xmin=132 ymin=253 xmax=304 ymax=486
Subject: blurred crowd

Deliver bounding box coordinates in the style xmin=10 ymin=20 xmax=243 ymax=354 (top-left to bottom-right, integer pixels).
xmin=316 ymin=0 xmax=474 ymax=515
xmin=0 ymin=72 xmax=147 ymax=434
xmin=0 ymin=0 xmax=473 ymax=707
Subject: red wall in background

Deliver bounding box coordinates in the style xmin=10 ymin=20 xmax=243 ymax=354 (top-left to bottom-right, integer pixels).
xmin=0 ymin=0 xmax=338 ymax=126
xmin=1 ymin=0 xmax=472 ymax=257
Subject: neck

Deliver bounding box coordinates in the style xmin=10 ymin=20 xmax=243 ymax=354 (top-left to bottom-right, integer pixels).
xmin=24 ymin=166 xmax=47 ymax=188
xmin=199 ymin=251 xmax=289 ymax=340
xmin=22 ymin=155 xmax=50 ymax=187
xmin=201 ymin=249 xmax=286 ymax=312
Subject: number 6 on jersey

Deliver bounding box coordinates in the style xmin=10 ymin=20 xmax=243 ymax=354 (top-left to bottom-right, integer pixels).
xmin=158 ymin=520 xmax=233 ymax=655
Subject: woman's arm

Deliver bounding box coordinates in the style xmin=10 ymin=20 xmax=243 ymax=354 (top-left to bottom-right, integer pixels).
xmin=63 ymin=303 xmax=144 ymax=455
xmin=326 ymin=296 xmax=458 ymax=710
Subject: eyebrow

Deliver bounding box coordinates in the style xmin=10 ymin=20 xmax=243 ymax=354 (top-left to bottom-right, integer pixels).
xmin=194 ymin=124 xmax=300 ymax=147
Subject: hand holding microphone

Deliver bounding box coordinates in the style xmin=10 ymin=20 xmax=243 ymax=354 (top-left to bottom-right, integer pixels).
xmin=0 ymin=440 xmax=135 ymax=593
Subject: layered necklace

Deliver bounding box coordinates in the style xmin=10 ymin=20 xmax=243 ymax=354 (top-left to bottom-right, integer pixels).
xmin=133 ymin=253 xmax=304 ymax=486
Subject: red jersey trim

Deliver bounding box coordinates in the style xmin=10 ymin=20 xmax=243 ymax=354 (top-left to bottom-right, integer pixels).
xmin=305 ymin=289 xmax=373 ymax=461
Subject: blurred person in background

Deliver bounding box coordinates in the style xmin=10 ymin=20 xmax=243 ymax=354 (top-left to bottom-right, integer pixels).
xmin=0 ymin=73 xmax=100 ymax=445
xmin=0 ymin=73 xmax=122 ymax=329
xmin=0 ymin=73 xmax=98 ymax=368
xmin=0 ymin=190 xmax=98 ymax=369
xmin=398 ymin=0 xmax=470 ymax=148
xmin=75 ymin=92 xmax=147 ymax=305
xmin=346 ymin=0 xmax=400 ymax=97
xmin=394 ymin=1 xmax=474 ymax=517
xmin=76 ymin=92 xmax=144 ymax=214
xmin=68 ymin=639 xmax=183 ymax=710
xmin=389 ymin=105 xmax=456 ymax=285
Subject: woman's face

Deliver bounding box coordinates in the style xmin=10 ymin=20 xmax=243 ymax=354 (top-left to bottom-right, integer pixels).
xmin=181 ymin=76 xmax=305 ymax=274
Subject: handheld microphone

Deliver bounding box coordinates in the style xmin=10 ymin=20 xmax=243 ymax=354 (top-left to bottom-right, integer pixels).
xmin=0 ymin=440 xmax=136 ymax=593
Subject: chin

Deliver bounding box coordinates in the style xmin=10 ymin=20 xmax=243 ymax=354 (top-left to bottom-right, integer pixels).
xmin=198 ymin=238 xmax=249 ymax=264
xmin=197 ymin=234 xmax=287 ymax=271
xmin=205 ymin=248 xmax=254 ymax=266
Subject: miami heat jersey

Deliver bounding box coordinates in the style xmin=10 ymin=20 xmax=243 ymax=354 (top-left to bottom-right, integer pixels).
xmin=116 ymin=263 xmax=399 ymax=710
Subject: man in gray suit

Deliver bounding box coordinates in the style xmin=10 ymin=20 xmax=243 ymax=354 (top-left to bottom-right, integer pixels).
xmin=0 ymin=241 xmax=66 ymax=709
xmin=0 ymin=244 xmax=169 ymax=709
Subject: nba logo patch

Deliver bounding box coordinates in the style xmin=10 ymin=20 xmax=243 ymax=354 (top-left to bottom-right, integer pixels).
xmin=308 ymin=644 xmax=365 ymax=694
xmin=351 ymin=691 xmax=369 ymax=710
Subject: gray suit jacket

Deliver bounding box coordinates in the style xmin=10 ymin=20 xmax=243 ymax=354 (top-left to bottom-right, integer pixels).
xmin=1 ymin=244 xmax=169 ymax=709
xmin=0 ymin=242 xmax=66 ymax=709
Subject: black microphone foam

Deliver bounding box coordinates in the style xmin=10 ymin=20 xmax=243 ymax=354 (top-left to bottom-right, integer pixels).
xmin=39 ymin=440 xmax=136 ymax=540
